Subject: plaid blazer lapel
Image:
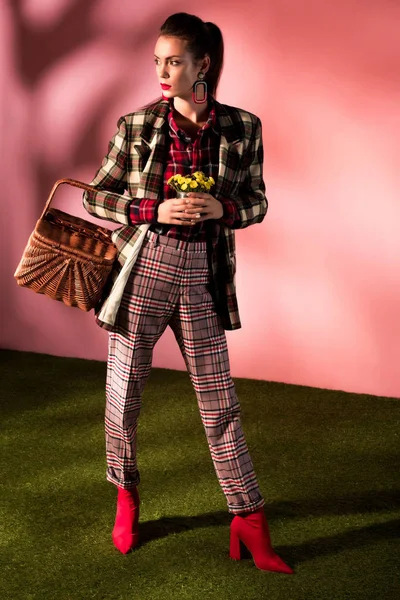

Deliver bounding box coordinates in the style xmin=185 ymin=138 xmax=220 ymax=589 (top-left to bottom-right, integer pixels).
xmin=133 ymin=105 xmax=170 ymax=201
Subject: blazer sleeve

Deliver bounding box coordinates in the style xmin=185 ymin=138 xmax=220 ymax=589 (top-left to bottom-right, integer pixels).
xmin=227 ymin=117 xmax=268 ymax=230
xmin=82 ymin=116 xmax=133 ymax=225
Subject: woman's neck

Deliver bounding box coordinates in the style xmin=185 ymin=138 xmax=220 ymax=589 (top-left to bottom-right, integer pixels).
xmin=172 ymin=96 xmax=210 ymax=125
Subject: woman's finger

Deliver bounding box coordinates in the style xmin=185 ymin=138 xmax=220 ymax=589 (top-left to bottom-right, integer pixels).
xmin=173 ymin=212 xmax=195 ymax=221
xmin=184 ymin=207 xmax=205 ymax=215
xmin=169 ymin=218 xmax=194 ymax=226
xmin=195 ymin=213 xmax=211 ymax=222
xmin=185 ymin=198 xmax=207 ymax=207
xmin=172 ymin=200 xmax=188 ymax=209
xmin=185 ymin=203 xmax=207 ymax=211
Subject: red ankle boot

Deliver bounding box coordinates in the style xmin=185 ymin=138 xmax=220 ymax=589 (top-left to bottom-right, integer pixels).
xmin=229 ymin=507 xmax=294 ymax=574
xmin=112 ymin=486 xmax=140 ymax=554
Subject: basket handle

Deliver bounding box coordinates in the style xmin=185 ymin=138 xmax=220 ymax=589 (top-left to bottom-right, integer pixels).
xmin=40 ymin=178 xmax=100 ymax=220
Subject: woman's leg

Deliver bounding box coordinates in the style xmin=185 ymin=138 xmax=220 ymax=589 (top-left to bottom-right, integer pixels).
xmin=105 ymin=234 xmax=183 ymax=489
xmin=168 ymin=248 xmax=265 ymax=515
xmin=168 ymin=247 xmax=293 ymax=572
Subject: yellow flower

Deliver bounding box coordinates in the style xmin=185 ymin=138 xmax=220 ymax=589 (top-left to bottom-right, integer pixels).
xmin=167 ymin=170 xmax=214 ymax=193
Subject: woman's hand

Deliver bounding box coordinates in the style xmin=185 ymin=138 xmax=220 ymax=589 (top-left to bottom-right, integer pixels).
xmin=157 ymin=197 xmax=198 ymax=225
xmin=157 ymin=193 xmax=223 ymax=225
xmin=183 ymin=192 xmax=223 ymax=222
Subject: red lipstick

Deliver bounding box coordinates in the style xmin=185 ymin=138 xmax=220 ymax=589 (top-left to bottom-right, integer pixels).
xmin=161 ymin=84 xmax=171 ymax=90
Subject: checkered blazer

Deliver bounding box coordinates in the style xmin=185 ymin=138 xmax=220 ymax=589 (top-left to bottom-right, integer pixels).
xmin=82 ymin=96 xmax=267 ymax=330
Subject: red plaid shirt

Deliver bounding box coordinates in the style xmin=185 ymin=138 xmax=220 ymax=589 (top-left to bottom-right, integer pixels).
xmin=128 ymin=95 xmax=240 ymax=241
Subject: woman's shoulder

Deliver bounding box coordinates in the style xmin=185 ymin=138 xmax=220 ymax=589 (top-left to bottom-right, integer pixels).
xmin=217 ymin=99 xmax=261 ymax=127
xmin=114 ymin=98 xmax=168 ymax=136
xmin=118 ymin=102 xmax=164 ymax=124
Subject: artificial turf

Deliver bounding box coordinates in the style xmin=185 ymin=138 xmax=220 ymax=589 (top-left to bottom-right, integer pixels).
xmin=0 ymin=349 xmax=399 ymax=600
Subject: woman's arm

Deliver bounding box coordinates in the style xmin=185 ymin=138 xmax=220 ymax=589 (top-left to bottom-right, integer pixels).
xmin=82 ymin=116 xmax=131 ymax=225
xmin=228 ymin=117 xmax=268 ymax=230
xmin=82 ymin=116 xmax=160 ymax=226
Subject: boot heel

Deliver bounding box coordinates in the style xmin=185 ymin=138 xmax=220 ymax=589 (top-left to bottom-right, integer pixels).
xmin=229 ymin=530 xmax=242 ymax=560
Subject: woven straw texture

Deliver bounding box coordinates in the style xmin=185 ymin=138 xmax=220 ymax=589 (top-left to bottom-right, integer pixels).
xmin=15 ymin=207 xmax=117 ymax=311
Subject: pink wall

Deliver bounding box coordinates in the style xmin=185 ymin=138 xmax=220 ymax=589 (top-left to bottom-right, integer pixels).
xmin=2 ymin=0 xmax=400 ymax=397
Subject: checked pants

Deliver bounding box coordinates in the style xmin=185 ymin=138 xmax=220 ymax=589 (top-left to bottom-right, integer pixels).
xmin=105 ymin=230 xmax=265 ymax=514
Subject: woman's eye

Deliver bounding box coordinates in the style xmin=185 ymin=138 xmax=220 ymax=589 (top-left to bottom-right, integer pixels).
xmin=154 ymin=60 xmax=180 ymax=66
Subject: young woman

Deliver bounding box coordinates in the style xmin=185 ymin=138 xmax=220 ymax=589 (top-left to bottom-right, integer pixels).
xmin=83 ymin=12 xmax=293 ymax=574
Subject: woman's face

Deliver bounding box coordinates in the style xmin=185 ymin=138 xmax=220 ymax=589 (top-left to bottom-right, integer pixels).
xmin=154 ymin=35 xmax=208 ymax=101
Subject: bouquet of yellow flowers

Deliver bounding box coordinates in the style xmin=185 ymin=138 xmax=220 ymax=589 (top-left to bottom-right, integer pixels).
xmin=167 ymin=171 xmax=215 ymax=194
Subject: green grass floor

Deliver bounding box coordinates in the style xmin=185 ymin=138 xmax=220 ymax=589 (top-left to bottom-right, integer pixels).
xmin=0 ymin=350 xmax=399 ymax=600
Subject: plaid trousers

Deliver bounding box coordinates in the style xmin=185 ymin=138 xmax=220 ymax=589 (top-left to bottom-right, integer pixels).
xmin=105 ymin=230 xmax=265 ymax=514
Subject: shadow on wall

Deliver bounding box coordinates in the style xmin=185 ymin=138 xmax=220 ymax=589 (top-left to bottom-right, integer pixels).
xmin=9 ymin=0 xmax=164 ymax=213
xmin=2 ymin=0 xmax=176 ymax=359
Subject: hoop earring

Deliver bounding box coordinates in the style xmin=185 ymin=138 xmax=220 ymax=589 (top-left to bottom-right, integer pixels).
xmin=192 ymin=72 xmax=208 ymax=104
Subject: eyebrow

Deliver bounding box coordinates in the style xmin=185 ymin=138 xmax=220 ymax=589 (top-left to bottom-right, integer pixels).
xmin=154 ymin=54 xmax=183 ymax=59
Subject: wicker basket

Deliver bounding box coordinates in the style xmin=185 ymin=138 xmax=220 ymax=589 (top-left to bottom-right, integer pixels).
xmin=14 ymin=178 xmax=118 ymax=311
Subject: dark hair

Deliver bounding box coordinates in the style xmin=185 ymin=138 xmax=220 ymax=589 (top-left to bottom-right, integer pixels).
xmin=139 ymin=12 xmax=224 ymax=110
